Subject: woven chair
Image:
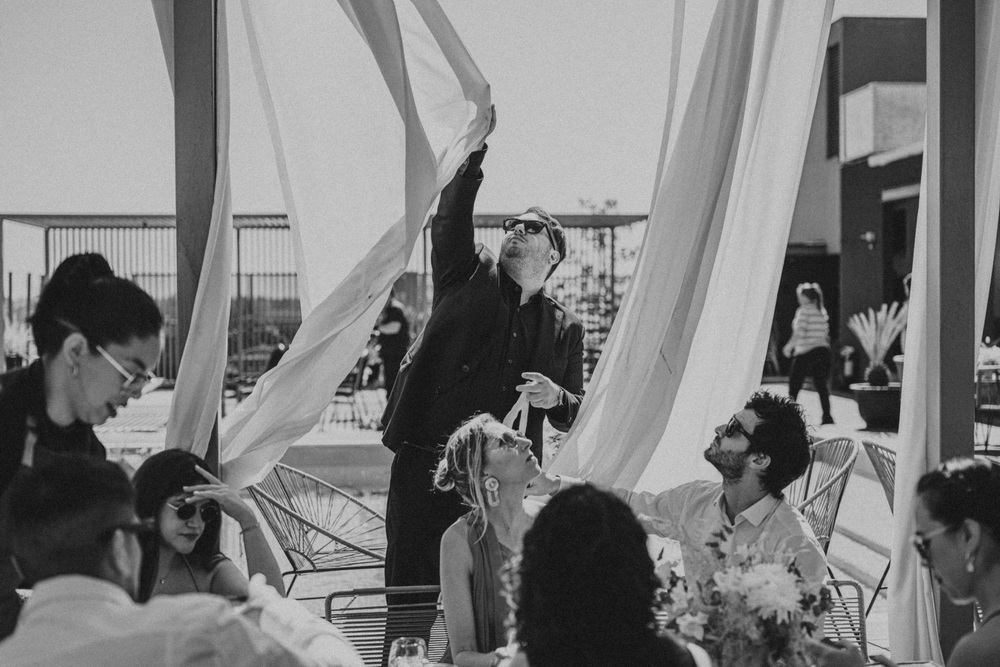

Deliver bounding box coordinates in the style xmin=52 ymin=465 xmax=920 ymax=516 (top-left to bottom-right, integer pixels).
xmin=824 ymin=579 xmax=868 ymax=661
xmin=248 ymin=463 xmax=386 ymax=595
xmin=862 ymin=440 xmax=896 ymax=616
xmin=785 ymin=438 xmax=859 ymax=578
xmin=325 ymin=585 xmax=447 ymax=667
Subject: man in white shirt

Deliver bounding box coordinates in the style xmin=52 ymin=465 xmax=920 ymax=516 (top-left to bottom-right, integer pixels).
xmin=0 ymin=457 xmax=363 ymax=667
xmin=530 ymin=390 xmax=828 ymax=590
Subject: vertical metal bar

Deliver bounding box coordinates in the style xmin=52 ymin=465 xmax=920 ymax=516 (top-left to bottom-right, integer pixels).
xmin=174 ymin=0 xmax=219 ymax=470
xmin=927 ymin=0 xmax=976 ymax=658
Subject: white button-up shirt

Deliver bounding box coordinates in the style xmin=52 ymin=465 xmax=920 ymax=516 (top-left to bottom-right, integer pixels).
xmin=0 ymin=575 xmax=362 ymax=667
xmin=564 ymin=478 xmax=828 ymax=590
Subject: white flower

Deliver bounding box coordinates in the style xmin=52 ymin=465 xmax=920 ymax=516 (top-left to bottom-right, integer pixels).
xmin=739 ymin=564 xmax=802 ymax=623
xmin=676 ymin=612 xmax=710 ymax=641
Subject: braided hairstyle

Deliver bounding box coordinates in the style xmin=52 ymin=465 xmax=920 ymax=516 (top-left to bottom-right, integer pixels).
xmin=433 ymin=413 xmax=499 ymax=539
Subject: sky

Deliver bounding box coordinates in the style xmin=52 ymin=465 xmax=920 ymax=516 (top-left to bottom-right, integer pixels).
xmin=0 ymin=0 xmax=925 ymax=274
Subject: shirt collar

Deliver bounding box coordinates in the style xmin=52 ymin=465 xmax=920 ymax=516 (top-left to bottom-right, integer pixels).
xmin=714 ymin=489 xmax=782 ymax=527
xmin=26 ymin=575 xmax=135 ymax=611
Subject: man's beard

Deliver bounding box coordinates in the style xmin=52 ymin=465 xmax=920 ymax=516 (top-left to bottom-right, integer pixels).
xmin=703 ymin=444 xmax=749 ymax=484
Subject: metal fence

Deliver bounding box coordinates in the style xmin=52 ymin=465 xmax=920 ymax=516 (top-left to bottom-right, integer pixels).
xmin=11 ymin=214 xmax=645 ymax=383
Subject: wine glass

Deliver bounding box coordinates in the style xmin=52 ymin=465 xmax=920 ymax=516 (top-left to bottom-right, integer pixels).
xmin=388 ymin=636 xmax=427 ymax=666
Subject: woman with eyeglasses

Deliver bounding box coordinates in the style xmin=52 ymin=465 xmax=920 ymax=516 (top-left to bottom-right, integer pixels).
xmin=434 ymin=413 xmax=541 ymax=667
xmin=132 ymin=449 xmax=285 ymax=601
xmin=0 ymin=253 xmax=163 ymax=638
xmin=816 ymin=457 xmax=1000 ymax=667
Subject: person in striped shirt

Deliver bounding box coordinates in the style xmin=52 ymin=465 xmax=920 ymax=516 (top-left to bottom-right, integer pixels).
xmin=783 ymin=282 xmax=834 ymax=425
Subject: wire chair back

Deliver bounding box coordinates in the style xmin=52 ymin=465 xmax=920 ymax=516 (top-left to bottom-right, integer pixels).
xmin=786 ymin=438 xmax=859 ymax=554
xmin=862 ymin=440 xmax=896 ymax=514
xmin=824 ymin=579 xmax=868 ymax=661
xmin=325 ymin=585 xmax=447 ymax=667
xmin=248 ymin=463 xmax=386 ymax=593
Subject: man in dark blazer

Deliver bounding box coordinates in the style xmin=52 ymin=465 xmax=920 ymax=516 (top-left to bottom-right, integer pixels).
xmin=381 ymin=116 xmax=585 ymax=592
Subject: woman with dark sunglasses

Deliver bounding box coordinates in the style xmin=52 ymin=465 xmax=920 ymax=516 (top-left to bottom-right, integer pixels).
xmin=132 ymin=449 xmax=285 ymax=601
xmin=0 ymin=253 xmax=163 ymax=638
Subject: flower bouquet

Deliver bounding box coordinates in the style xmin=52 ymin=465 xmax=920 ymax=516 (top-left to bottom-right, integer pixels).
xmin=656 ymin=526 xmax=830 ymax=667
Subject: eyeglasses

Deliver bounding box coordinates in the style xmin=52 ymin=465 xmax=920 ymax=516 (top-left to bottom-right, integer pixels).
xmin=724 ymin=415 xmax=756 ymax=443
xmin=166 ymin=501 xmax=220 ymax=523
xmin=502 ymin=217 xmax=557 ymax=251
xmin=96 ymin=345 xmax=159 ymax=394
xmin=912 ymin=525 xmax=952 ymax=566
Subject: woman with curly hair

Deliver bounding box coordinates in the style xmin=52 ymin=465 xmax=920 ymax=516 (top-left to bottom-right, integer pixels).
xmin=434 ymin=413 xmax=541 ymax=667
xmin=507 ymin=484 xmax=709 ymax=667
xmin=132 ymin=448 xmax=284 ymax=601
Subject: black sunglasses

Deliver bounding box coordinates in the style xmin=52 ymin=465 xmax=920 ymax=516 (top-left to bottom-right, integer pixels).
xmin=502 ymin=217 xmax=557 ymax=250
xmin=166 ymin=501 xmax=220 ymax=523
xmin=724 ymin=415 xmax=756 ymax=443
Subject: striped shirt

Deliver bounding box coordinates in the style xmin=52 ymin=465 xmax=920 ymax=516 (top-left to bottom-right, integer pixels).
xmin=788 ymin=304 xmax=830 ymax=356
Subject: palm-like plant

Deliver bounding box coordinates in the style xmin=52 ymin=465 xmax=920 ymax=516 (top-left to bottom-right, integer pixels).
xmin=847 ymin=302 xmax=908 ymax=386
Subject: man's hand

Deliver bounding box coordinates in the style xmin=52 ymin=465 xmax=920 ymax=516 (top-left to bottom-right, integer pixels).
xmin=525 ymin=473 xmax=560 ymax=496
xmin=517 ymin=372 xmax=562 ymax=409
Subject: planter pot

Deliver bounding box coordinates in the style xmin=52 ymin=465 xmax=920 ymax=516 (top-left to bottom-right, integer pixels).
xmin=850 ymin=382 xmax=901 ymax=430
xmin=893 ymin=354 xmax=905 ymax=382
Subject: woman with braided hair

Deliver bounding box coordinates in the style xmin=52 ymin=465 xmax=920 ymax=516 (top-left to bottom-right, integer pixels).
xmin=434 ymin=413 xmax=540 ymax=667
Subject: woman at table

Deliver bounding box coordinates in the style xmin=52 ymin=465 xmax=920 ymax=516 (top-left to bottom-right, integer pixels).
xmin=818 ymin=457 xmax=1000 ymax=667
xmin=434 ymin=414 xmax=540 ymax=667
xmin=132 ymin=448 xmax=285 ymax=601
xmin=506 ymin=484 xmax=709 ymax=667
xmin=0 ymin=253 xmax=164 ymax=638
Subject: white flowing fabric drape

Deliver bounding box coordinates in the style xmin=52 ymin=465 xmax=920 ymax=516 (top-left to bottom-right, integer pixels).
xmin=219 ymin=0 xmax=491 ymax=488
xmin=151 ymin=0 xmax=234 ymax=455
xmin=549 ymin=0 xmax=834 ymax=492
xmin=890 ymin=3 xmax=1000 ymax=661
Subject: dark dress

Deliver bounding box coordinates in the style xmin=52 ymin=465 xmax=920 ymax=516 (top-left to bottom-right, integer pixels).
xmin=0 ymin=360 xmax=106 ymax=638
xmin=442 ymin=513 xmax=513 ymax=663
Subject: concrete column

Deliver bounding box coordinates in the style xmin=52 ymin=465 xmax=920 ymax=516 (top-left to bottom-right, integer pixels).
xmin=927 ymin=0 xmax=976 ymax=658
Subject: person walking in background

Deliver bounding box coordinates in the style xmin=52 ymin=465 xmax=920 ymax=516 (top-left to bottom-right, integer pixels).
xmin=783 ymin=282 xmax=834 ymax=425
xmin=376 ymin=290 xmax=410 ymax=397
xmin=0 ymin=253 xmax=164 ymax=639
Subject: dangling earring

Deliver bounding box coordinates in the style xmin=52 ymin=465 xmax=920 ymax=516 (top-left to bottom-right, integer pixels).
xmin=70 ymin=365 xmax=79 ymax=377
xmin=966 ymin=554 xmax=975 ymax=574
xmin=483 ymin=476 xmax=500 ymax=507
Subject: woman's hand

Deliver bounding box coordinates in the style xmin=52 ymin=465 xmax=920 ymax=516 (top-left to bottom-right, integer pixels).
xmin=184 ymin=465 xmax=258 ymax=530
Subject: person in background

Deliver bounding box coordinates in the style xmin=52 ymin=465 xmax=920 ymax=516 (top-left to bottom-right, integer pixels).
xmin=376 ymin=290 xmax=410 ymax=397
xmin=434 ymin=414 xmax=540 ymax=667
xmin=0 ymin=252 xmax=163 ymax=638
xmin=380 ymin=107 xmax=585 ymax=595
xmin=529 ymin=391 xmax=827 ymax=591
xmin=506 ymin=484 xmax=710 ymax=667
xmin=132 ymin=448 xmax=285 ymax=601
xmin=783 ymin=282 xmax=834 ymax=425
xmin=0 ymin=457 xmax=362 ymax=666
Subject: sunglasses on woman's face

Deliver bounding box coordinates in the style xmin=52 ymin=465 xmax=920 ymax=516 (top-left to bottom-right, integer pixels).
xmin=166 ymin=501 xmax=220 ymax=523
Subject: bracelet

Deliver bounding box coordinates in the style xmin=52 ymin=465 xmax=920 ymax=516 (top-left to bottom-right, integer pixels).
xmin=240 ymin=523 xmax=260 ymax=535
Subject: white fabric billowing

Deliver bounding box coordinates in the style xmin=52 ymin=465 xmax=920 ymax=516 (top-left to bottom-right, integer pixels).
xmin=151 ymin=0 xmax=234 ymax=455
xmin=889 ymin=2 xmax=1000 ymax=660
xmin=219 ymin=0 xmax=490 ymax=488
xmin=549 ymin=0 xmax=834 ymax=491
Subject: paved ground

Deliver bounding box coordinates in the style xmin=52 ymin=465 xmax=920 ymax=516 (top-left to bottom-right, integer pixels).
xmin=101 ymin=383 xmax=901 ymax=657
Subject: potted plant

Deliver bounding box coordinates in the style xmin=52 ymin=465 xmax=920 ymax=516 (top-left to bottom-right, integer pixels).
xmin=847 ymin=302 xmax=908 ymax=430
